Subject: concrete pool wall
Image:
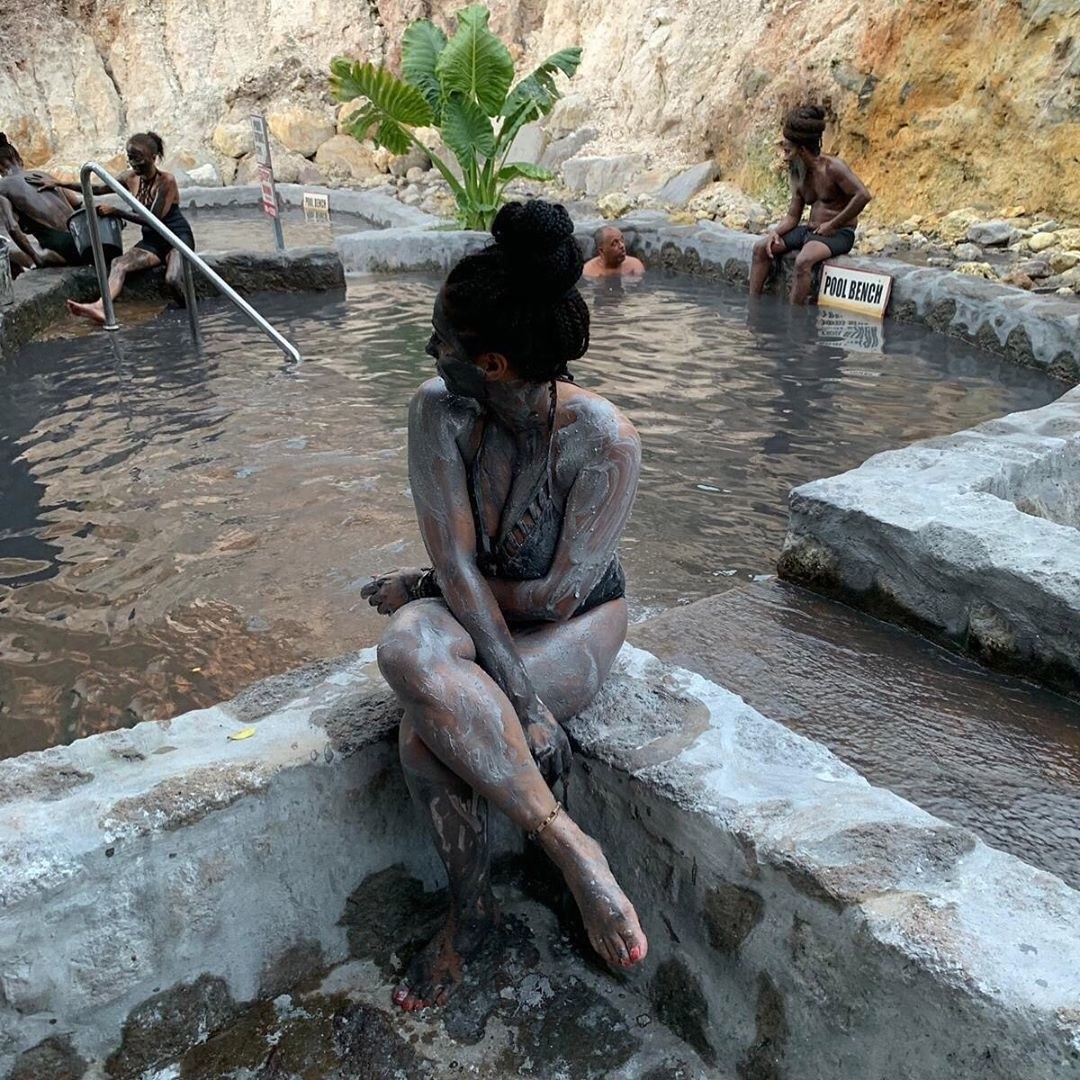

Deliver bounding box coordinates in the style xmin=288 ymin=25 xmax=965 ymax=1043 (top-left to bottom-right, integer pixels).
xmin=779 ymin=383 xmax=1080 ymax=695
xmin=2 ymin=646 xmax=1078 ymax=1078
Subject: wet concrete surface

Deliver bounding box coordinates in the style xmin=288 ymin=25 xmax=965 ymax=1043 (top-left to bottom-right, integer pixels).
xmin=630 ymin=581 xmax=1080 ymax=889
xmin=151 ymin=865 xmax=717 ymax=1080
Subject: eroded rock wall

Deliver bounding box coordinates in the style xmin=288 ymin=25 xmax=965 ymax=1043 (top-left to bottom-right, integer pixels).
xmin=2 ymin=0 xmax=1078 ymax=222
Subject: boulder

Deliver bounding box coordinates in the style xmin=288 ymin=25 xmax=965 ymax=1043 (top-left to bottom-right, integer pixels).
xmin=597 ymin=191 xmax=636 ymax=219
xmin=1016 ymin=257 xmax=1053 ymax=279
xmin=562 ymin=154 xmax=648 ymax=196
xmin=1050 ymin=250 xmax=1080 ymax=274
xmin=540 ymin=128 xmax=597 ymax=172
xmin=212 ymin=122 xmax=253 ymax=160
xmin=935 ymin=207 xmax=983 ymax=243
xmin=965 ymin=219 xmax=1019 ymax=246
xmin=543 ymin=93 xmax=591 ymax=140
xmin=952 ymin=242 xmax=983 ymax=261
xmin=184 ymin=163 xmax=222 ymax=187
xmin=313 ymin=135 xmax=380 ymax=182
xmin=953 ymin=261 xmax=997 ymax=279
xmin=1052 ymin=227 xmax=1080 ymax=249
xmin=1027 ymin=231 xmax=1057 ymax=252
xmin=389 ymin=145 xmax=431 ymax=178
xmin=655 ymin=160 xmax=718 ymax=208
xmin=267 ymin=107 xmax=336 ymax=158
xmin=505 ymin=122 xmax=548 ymax=167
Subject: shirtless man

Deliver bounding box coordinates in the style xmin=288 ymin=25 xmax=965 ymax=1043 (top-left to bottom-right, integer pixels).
xmin=582 ymin=226 xmax=645 ymax=278
xmin=1 ymin=195 xmax=45 ymax=277
xmin=0 ymin=134 xmax=82 ymax=266
xmin=749 ymin=105 xmax=872 ymax=305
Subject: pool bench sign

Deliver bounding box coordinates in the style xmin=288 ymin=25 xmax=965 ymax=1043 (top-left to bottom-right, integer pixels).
xmin=818 ymin=264 xmax=892 ymax=318
xmin=250 ymin=114 xmax=285 ymax=251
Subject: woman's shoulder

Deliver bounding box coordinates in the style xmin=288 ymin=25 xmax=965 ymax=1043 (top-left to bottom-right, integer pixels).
xmin=410 ymin=377 xmax=481 ymax=427
xmin=559 ymin=381 xmax=639 ymax=447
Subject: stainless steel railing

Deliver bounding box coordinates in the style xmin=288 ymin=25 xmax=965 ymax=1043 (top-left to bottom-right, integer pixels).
xmin=79 ymin=162 xmax=301 ymax=363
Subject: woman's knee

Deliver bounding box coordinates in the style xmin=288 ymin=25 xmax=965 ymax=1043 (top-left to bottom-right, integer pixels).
xmin=376 ymin=600 xmax=470 ymax=692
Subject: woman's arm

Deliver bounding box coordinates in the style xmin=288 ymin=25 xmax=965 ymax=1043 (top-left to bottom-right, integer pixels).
xmin=408 ymin=379 xmax=546 ymax=720
xmin=31 ymin=169 xmax=133 ymax=196
xmin=488 ymin=402 xmax=641 ymax=621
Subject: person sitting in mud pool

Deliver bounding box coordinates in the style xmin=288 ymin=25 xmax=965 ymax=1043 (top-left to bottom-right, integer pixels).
xmin=1 ymin=195 xmax=48 ymax=278
xmin=35 ymin=131 xmax=195 ymax=323
xmin=749 ymin=104 xmax=872 ymax=305
xmin=0 ymin=134 xmax=82 ymax=267
xmin=582 ymin=226 xmax=645 ymax=278
xmin=361 ymin=199 xmax=648 ymax=1012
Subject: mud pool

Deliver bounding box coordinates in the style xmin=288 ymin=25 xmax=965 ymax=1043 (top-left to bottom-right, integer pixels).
xmin=1 ymin=270 xmax=1075 ymax=875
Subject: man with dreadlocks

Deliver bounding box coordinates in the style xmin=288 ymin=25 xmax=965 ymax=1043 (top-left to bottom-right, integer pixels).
xmin=750 ymin=104 xmax=872 ymax=305
xmin=361 ymin=199 xmax=648 ymax=1011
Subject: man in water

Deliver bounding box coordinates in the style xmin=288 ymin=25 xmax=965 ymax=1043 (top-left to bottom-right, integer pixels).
xmin=582 ymin=226 xmax=645 ymax=278
xmin=0 ymin=133 xmax=82 ymax=266
xmin=749 ymin=105 xmax=871 ymax=305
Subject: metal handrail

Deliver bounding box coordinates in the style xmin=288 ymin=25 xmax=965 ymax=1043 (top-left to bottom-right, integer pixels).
xmin=79 ymin=162 xmax=301 ymax=363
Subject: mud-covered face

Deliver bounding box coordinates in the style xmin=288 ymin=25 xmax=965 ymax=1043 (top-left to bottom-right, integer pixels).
xmin=126 ymin=143 xmax=154 ymax=176
xmin=427 ymin=293 xmax=489 ymax=400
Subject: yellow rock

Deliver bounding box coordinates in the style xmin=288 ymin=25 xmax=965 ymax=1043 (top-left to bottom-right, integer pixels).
xmin=1027 ymin=232 xmax=1057 ymax=252
xmin=954 ymin=262 xmax=997 ymax=279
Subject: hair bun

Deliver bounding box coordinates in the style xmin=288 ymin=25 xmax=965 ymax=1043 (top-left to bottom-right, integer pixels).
xmin=490 ymin=199 xmax=582 ymax=299
xmin=782 ymin=104 xmax=827 ymax=146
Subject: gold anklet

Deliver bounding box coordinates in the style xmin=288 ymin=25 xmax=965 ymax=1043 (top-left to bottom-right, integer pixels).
xmin=527 ymin=801 xmax=562 ymax=842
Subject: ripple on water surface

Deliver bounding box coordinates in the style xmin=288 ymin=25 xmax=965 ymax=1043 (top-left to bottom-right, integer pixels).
xmin=0 ymin=272 xmax=1075 ymax=881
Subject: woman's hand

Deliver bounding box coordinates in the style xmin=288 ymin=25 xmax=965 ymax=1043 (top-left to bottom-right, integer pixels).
xmin=27 ymin=176 xmax=58 ymax=191
xmin=96 ymin=204 xmax=117 ymax=217
xmin=361 ymin=568 xmax=425 ymax=616
xmin=521 ymin=698 xmax=572 ymax=789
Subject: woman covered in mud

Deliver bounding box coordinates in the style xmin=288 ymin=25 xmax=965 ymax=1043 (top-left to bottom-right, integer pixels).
xmin=362 ymin=199 xmax=648 ymax=1011
xmin=34 ymin=131 xmax=194 ymax=323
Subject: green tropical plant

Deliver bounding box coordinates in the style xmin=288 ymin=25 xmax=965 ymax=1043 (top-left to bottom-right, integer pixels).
xmin=330 ymin=5 xmax=581 ymax=230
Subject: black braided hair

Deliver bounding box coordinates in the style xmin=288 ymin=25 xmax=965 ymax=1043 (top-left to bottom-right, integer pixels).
xmin=0 ymin=133 xmax=23 ymax=170
xmin=442 ymin=199 xmax=589 ymax=383
xmin=128 ymin=131 xmax=165 ymax=161
xmin=782 ymin=105 xmax=826 ymax=153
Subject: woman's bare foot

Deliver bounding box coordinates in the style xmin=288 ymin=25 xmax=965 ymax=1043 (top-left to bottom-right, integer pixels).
xmin=540 ymin=816 xmax=648 ymax=968
xmin=392 ymin=907 xmax=498 ymax=1011
xmin=66 ymin=298 xmax=106 ymax=324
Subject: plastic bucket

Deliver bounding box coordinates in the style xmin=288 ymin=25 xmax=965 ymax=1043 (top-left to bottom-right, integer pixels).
xmin=0 ymin=237 xmax=14 ymax=307
xmin=67 ymin=208 xmax=124 ymax=265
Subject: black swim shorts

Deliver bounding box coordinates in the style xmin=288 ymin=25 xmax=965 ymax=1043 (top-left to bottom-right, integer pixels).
xmin=781 ymin=224 xmax=856 ymax=259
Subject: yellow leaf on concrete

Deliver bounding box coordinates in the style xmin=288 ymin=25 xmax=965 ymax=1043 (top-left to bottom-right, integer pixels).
xmin=228 ymin=727 xmax=257 ymax=741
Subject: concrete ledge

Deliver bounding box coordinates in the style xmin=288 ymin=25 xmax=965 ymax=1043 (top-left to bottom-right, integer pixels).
xmin=177 ymin=183 xmax=436 ymax=230
xmin=3 ymin=646 xmax=1077 ymax=1077
xmin=0 ymin=248 xmax=345 ymax=361
xmin=778 ymin=386 xmax=1080 ymax=696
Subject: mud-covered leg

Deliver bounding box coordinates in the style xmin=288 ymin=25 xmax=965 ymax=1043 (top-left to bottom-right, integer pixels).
xmin=378 ymin=599 xmax=647 ymax=1013
xmin=393 ymin=715 xmax=496 ymax=1011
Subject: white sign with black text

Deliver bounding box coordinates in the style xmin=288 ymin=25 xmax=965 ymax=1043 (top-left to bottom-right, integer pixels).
xmin=818 ymin=264 xmax=892 ymax=318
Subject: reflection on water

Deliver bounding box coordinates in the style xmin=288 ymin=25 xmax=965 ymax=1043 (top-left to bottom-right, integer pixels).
xmin=0 ymin=271 xmax=1070 ymax=874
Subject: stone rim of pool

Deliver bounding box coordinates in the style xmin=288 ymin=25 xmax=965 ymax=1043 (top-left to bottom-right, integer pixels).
xmin=2 ymin=645 xmax=1077 ymax=1078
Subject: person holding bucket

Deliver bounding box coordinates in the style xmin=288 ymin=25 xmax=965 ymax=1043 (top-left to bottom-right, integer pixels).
xmin=0 ymin=134 xmax=84 ymax=267
xmin=36 ymin=132 xmax=195 ymax=324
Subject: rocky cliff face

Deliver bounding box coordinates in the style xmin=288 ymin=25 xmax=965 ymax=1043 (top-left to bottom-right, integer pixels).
xmin=3 ymin=0 xmax=1078 ymax=223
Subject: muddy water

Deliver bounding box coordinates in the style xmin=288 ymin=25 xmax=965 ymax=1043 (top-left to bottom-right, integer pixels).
xmin=0 ymin=273 xmax=1069 ymax=873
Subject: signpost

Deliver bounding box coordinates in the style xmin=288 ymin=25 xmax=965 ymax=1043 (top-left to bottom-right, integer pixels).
xmin=818 ymin=264 xmax=892 ymax=318
xmin=250 ymin=114 xmax=285 ymax=251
